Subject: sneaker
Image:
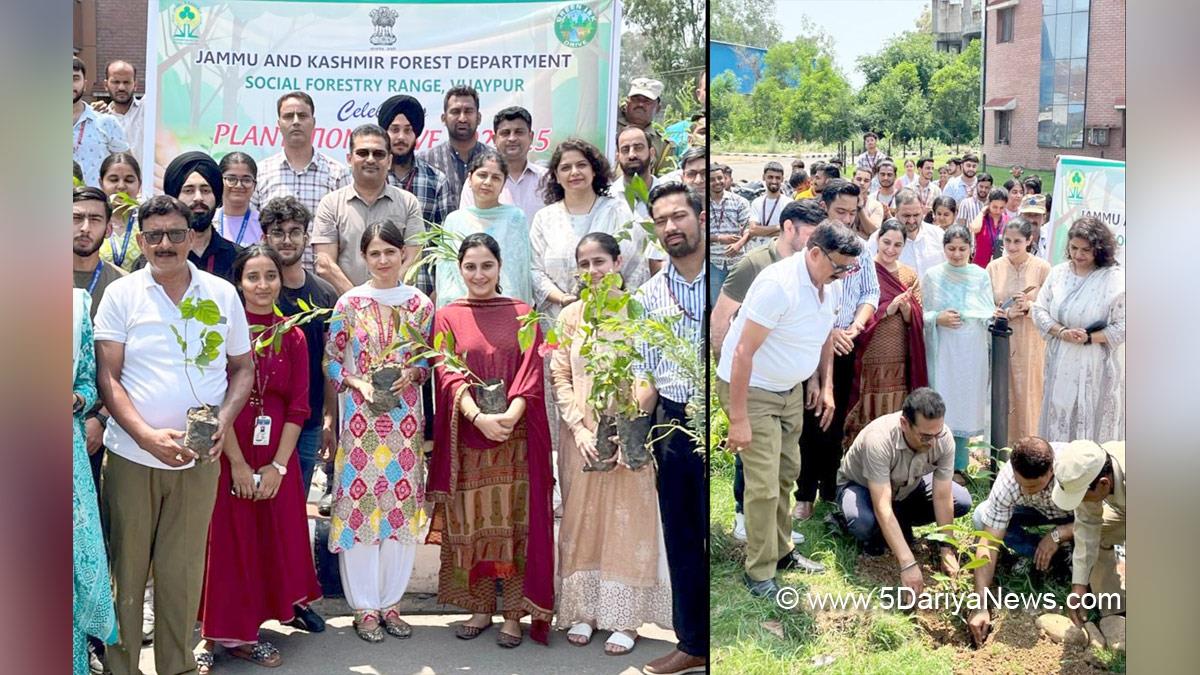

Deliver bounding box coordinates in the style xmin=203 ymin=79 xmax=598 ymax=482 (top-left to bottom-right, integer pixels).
xmin=791 ymin=530 xmax=806 ymax=545
xmin=777 ymin=549 xmax=826 ymax=574
xmin=742 ymin=572 xmax=781 ymax=600
xmin=733 ymin=513 xmax=747 ymax=542
xmin=87 ymin=643 xmax=104 ymax=674
xmin=142 ymin=583 xmax=154 ymax=644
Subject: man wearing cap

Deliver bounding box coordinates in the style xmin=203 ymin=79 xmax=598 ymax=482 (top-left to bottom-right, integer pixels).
xmin=1019 ymin=193 xmax=1050 ymax=260
xmin=617 ymin=77 xmax=671 ymax=169
xmin=377 ymin=94 xmax=453 ymax=297
xmin=966 ymin=436 xmax=1075 ymax=645
xmin=158 ymin=151 xmax=241 ymax=282
xmin=1052 ymin=440 xmax=1125 ymax=626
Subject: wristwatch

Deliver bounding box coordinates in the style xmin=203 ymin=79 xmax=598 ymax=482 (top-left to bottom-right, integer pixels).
xmin=271 ymin=461 xmax=288 ymax=476
xmin=1050 ymin=527 xmax=1062 ymax=544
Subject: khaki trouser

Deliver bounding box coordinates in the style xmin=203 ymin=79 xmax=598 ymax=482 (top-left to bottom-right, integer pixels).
xmin=101 ymin=452 xmax=219 ymax=675
xmin=718 ymin=379 xmax=805 ymax=582
xmin=1090 ymin=503 xmax=1126 ymax=617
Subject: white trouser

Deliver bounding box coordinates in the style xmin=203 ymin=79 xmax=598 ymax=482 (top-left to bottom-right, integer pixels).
xmin=338 ymin=539 xmax=417 ymax=611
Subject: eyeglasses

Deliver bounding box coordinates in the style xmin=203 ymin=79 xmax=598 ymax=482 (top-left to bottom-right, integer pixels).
xmin=917 ymin=427 xmax=951 ymax=443
xmin=819 ymin=248 xmax=861 ymax=276
xmin=353 ymin=149 xmax=389 ymax=160
xmin=683 ymin=169 xmax=707 ymax=180
xmin=267 ymin=228 xmax=306 ymax=242
xmin=222 ymin=174 xmax=256 ymax=188
xmin=142 ymin=228 xmax=189 ymax=245
xmin=73 ymin=213 xmax=107 ymax=226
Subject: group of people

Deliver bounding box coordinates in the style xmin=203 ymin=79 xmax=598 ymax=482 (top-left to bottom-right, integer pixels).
xmin=74 ymin=60 xmax=709 ymax=675
xmin=712 ymin=136 xmax=1125 ymax=636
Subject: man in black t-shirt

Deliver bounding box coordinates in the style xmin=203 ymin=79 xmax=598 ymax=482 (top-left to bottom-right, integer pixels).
xmin=260 ymin=196 xmax=338 ymax=631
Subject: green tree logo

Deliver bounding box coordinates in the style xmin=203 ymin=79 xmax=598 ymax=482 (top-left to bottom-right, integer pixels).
xmin=171 ymin=3 xmax=202 ymax=42
xmin=1067 ymin=169 xmax=1086 ymax=202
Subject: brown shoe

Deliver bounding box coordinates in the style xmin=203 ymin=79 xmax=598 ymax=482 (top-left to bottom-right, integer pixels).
xmin=643 ymin=648 xmax=706 ymax=674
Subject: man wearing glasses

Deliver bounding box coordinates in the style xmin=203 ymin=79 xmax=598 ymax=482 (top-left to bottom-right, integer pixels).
xmin=94 ymin=194 xmax=253 ymax=675
xmin=716 ymin=222 xmax=867 ymax=599
xmin=834 ymin=388 xmax=972 ymax=595
xmin=312 ymin=124 xmax=424 ymax=295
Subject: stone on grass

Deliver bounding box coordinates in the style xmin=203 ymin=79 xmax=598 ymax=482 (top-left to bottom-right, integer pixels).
xmin=1099 ymin=615 xmax=1125 ymax=652
xmin=1082 ymin=621 xmax=1106 ymax=650
xmin=1036 ymin=613 xmax=1086 ymax=646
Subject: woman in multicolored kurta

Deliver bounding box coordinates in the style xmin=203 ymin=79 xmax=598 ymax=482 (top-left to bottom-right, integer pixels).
xmin=73 ymin=288 xmax=117 ymax=675
xmin=325 ymin=220 xmax=433 ymax=643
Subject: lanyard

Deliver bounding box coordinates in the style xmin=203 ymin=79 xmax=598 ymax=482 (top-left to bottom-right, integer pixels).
xmin=110 ymin=215 xmax=135 ymax=267
xmin=73 ymin=118 xmax=88 ymax=152
xmin=250 ymin=338 xmax=273 ymax=416
xmin=665 ymin=273 xmax=700 ymax=324
xmin=86 ymin=261 xmax=104 ymax=294
xmin=226 ymin=211 xmax=251 ymax=246
xmin=761 ymin=196 xmax=780 ymax=227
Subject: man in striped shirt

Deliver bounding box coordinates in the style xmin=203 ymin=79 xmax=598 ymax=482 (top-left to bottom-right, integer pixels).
xmin=708 ymin=163 xmax=751 ymax=304
xmin=854 ymin=131 xmax=886 ymax=175
xmin=251 ymin=91 xmax=350 ymax=271
xmin=636 ymin=183 xmax=707 ymax=675
xmin=794 ymin=179 xmax=880 ymax=522
xmin=954 ymin=172 xmax=993 ymax=227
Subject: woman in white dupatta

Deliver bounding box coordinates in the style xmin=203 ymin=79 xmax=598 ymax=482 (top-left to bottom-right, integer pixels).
xmin=1032 ymin=216 xmax=1125 ymax=442
xmin=921 ymin=225 xmax=994 ymax=480
xmin=73 ymin=288 xmax=117 ymax=673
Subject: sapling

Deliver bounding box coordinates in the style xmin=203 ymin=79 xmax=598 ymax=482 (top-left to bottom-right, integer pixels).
xmin=401 ymin=324 xmax=508 ymax=414
xmin=170 ymin=296 xmax=226 ymax=458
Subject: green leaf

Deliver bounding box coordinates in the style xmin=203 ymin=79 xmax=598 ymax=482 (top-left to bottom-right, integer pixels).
xmin=545 ymin=328 xmax=558 ymax=346
xmin=273 ymin=303 xmax=285 ymax=317
xmin=962 ymin=557 xmax=990 ymax=571
xmin=169 ymin=325 xmax=186 ymax=353
xmin=178 ymin=297 xmax=197 ymax=320
xmin=433 ymin=331 xmax=444 ymax=352
xmin=193 ymin=299 xmax=222 ymax=326
xmin=296 ymin=297 xmax=312 ymax=312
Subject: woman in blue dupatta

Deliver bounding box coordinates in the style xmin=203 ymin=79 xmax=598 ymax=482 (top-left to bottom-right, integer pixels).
xmin=73 ymin=288 xmax=117 ymax=673
xmin=436 ymin=150 xmax=533 ymax=307
xmin=921 ymin=225 xmax=994 ymax=480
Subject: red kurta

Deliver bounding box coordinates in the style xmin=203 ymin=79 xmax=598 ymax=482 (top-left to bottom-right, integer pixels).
xmin=198 ymin=312 xmax=321 ymax=643
xmin=425 ymin=297 xmax=555 ymax=645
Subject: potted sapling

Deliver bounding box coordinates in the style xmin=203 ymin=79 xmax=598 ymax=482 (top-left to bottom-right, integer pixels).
xmin=170 ymin=296 xmax=226 ymax=459
xmin=574 ymin=272 xmax=655 ymax=472
xmin=402 ymin=325 xmax=508 ymax=414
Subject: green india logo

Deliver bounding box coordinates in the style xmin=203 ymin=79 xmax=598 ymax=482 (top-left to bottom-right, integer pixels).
xmin=555 ymin=4 xmax=598 ymax=48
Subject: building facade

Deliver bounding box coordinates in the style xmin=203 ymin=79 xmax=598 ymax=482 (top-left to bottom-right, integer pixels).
xmin=74 ymin=0 xmax=149 ymax=99
xmin=981 ymin=0 xmax=1125 ymax=171
xmin=932 ymin=0 xmax=984 ymax=53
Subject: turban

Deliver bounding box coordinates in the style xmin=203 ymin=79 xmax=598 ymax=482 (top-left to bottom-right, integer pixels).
xmin=163 ymin=151 xmax=223 ymax=207
xmin=377 ymin=95 xmax=426 ymax=139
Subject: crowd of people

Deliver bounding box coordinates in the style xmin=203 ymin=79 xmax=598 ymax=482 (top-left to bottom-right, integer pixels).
xmin=73 ymin=50 xmax=709 ymax=675
xmin=712 ymin=132 xmax=1125 ymax=642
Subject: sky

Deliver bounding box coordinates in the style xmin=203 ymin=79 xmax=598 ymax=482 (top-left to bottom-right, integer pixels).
xmin=774 ymin=0 xmax=930 ymax=90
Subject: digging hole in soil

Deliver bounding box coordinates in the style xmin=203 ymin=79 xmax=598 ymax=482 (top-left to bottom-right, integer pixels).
xmin=185 ymin=404 xmax=220 ymax=458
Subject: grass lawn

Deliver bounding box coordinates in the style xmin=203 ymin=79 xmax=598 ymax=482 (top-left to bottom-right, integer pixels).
xmin=708 ymin=442 xmax=1123 ymax=674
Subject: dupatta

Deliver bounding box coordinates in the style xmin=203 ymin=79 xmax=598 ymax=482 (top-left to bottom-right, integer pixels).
xmin=425 ymin=296 xmax=555 ymax=644
xmin=846 ymin=262 xmax=929 ymax=414
xmin=920 ymin=261 xmax=995 ymax=395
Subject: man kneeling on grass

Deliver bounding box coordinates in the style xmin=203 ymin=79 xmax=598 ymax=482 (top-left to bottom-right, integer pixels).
xmin=967 ymin=436 xmax=1075 ymax=645
xmin=834 ymin=388 xmax=971 ymax=594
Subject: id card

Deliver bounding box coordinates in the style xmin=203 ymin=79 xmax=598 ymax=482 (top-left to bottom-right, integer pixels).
xmin=253 ymin=416 xmax=272 ymax=445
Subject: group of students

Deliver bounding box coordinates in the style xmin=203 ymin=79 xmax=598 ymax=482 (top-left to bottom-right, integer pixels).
xmin=72 ymin=76 xmax=709 ymax=675
xmin=712 ymin=146 xmax=1125 ymax=631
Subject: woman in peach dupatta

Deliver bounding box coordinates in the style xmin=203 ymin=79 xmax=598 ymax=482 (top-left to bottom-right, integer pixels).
xmin=552 ymin=233 xmax=672 ymax=656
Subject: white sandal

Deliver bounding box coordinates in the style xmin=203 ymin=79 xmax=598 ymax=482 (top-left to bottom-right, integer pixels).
xmin=567 ymin=622 xmax=594 ymax=645
xmin=604 ymin=630 xmax=638 ymax=655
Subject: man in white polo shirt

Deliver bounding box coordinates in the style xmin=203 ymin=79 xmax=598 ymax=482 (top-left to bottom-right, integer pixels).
xmin=94 ymin=195 xmax=253 ymax=675
xmin=716 ymin=221 xmax=865 ymax=598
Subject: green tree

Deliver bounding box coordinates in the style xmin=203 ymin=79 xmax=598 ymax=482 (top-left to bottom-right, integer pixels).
xmin=861 ymin=61 xmax=931 ymax=144
xmin=709 ymin=71 xmax=745 ymax=141
xmin=857 ymin=30 xmax=952 ymax=99
xmin=712 ymin=0 xmax=781 ymax=47
xmin=623 ymin=0 xmax=705 ymax=109
xmin=929 ymin=39 xmax=982 ymax=145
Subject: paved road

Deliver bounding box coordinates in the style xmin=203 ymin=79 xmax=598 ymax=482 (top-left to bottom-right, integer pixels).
xmin=714 ymin=152 xmax=834 ymax=186
xmin=138 ymin=614 xmax=676 ymax=674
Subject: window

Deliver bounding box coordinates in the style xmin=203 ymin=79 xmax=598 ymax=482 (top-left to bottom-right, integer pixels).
xmin=1086 ymin=127 xmax=1110 ymax=147
xmin=995 ymin=110 xmax=1012 ymax=145
xmin=1038 ymin=1 xmax=1091 ymax=148
xmin=998 ymin=7 xmax=1014 ymax=43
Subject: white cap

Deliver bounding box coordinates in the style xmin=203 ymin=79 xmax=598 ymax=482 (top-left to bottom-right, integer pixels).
xmin=1051 ymin=440 xmax=1109 ymax=511
xmin=628 ymin=77 xmax=664 ymax=101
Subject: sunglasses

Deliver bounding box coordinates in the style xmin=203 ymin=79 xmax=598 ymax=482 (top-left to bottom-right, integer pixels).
xmin=222 ymin=174 xmax=256 ymax=188
xmin=354 ymin=149 xmax=389 ymax=160
xmin=820 ymin=248 xmax=861 ymax=276
xmin=142 ymin=228 xmax=189 ymax=245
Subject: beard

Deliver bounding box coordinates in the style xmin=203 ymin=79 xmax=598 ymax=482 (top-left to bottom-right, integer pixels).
xmin=73 ymin=90 xmax=83 ymax=104
xmin=189 ymin=206 xmax=215 ymax=232
xmin=447 ymin=125 xmax=476 ymax=142
xmin=390 ymin=147 xmax=414 ymax=166
xmin=664 ymin=233 xmax=699 ymax=258
xmin=620 ymin=159 xmax=645 ymax=177
xmin=73 ymin=238 xmax=103 ymax=257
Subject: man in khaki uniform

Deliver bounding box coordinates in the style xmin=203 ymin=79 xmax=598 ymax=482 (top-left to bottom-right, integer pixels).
xmin=616 ymin=77 xmax=672 ymax=170
xmin=1051 ymin=439 xmax=1126 ymax=625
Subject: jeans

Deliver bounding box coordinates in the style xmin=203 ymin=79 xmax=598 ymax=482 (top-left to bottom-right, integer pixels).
xmin=837 ymin=475 xmax=972 ymax=549
xmin=710 ymin=265 xmax=728 ymax=306
xmin=296 ymin=426 xmax=321 ymax=497
xmin=972 ymin=502 xmax=1073 ymax=559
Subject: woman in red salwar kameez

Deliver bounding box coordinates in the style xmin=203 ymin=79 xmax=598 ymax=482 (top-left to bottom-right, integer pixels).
xmin=426 ymin=233 xmax=555 ymax=649
xmin=196 ymin=245 xmax=321 ymax=672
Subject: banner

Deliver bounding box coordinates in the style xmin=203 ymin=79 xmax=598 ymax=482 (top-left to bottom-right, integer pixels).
xmin=1046 ymin=155 xmax=1125 ymax=265
xmin=143 ymin=0 xmax=621 ymax=190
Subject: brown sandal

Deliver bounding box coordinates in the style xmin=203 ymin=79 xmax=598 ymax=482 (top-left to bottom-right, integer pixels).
xmin=496 ymin=628 xmax=523 ymax=648
xmin=455 ymin=620 xmax=493 ymax=640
